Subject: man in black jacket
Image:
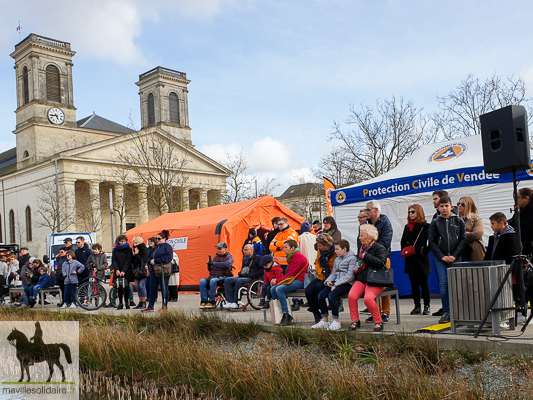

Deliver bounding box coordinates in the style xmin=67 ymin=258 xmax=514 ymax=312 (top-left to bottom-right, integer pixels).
xmin=264 ymin=217 xmax=280 ymax=256
xmin=74 ymin=236 xmax=93 ymax=283
xmin=485 ymin=212 xmax=520 ymax=264
xmin=223 ymin=244 xmax=263 ymax=309
xmin=429 ymin=196 xmax=467 ymax=324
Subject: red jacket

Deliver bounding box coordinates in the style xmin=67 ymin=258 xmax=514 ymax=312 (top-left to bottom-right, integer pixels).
xmin=263 ymin=264 xmax=284 ymax=284
xmin=279 ymin=251 xmax=309 ymax=284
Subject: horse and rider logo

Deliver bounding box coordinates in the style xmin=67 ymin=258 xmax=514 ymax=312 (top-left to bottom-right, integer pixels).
xmin=6 ymin=322 xmax=72 ymax=382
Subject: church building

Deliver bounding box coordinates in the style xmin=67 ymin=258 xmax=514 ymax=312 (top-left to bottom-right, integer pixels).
xmin=1 ymin=33 xmax=229 ymax=256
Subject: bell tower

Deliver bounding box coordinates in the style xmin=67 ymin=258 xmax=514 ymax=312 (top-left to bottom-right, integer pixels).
xmin=136 ymin=66 xmax=192 ymax=144
xmin=10 ymin=34 xmax=77 ymax=168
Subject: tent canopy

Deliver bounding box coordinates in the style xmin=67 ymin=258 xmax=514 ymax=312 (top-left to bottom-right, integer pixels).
xmin=125 ymin=196 xmax=305 ymax=287
xmin=330 ymin=135 xmax=533 ymax=295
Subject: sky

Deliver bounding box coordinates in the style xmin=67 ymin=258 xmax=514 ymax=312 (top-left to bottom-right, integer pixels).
xmin=1 ymin=0 xmax=533 ymax=195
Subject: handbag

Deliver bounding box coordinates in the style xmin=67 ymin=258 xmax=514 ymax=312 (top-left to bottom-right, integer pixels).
xmin=366 ymin=267 xmax=394 ymax=287
xmin=133 ymin=267 xmax=146 ymax=280
xmin=303 ymin=272 xmax=315 ymax=288
xmin=113 ymin=277 xmax=127 ymax=289
xmin=401 ymin=226 xmax=424 ymax=258
xmin=154 ymin=263 xmax=171 ymax=278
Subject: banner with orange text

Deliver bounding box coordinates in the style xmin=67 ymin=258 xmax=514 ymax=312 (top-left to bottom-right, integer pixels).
xmin=323 ymin=177 xmax=336 ymax=216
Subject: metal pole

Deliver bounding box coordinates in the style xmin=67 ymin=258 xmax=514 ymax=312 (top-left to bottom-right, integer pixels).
xmin=109 ymin=188 xmax=114 ymax=249
xmin=1 ymin=180 xmax=5 ymax=243
xmin=54 ymin=159 xmax=60 ymax=232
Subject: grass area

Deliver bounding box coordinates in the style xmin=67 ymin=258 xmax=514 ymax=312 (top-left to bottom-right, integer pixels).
xmin=1 ymin=308 xmax=532 ymax=399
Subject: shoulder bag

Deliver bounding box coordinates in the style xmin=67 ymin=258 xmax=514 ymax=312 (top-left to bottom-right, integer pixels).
xmin=154 ymin=263 xmax=171 ymax=278
xmin=401 ymin=226 xmax=424 ymax=258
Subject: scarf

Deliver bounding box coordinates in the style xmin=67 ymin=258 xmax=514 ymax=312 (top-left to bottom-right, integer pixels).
xmin=408 ymin=220 xmax=418 ymax=232
xmin=318 ymin=245 xmax=336 ymax=278
xmin=115 ymin=242 xmax=131 ymax=251
xmin=285 ymin=247 xmax=300 ymax=264
xmin=355 ymin=240 xmax=375 ymax=274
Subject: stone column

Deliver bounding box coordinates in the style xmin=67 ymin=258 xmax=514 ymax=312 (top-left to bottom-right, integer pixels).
xmin=89 ymin=180 xmax=102 ymax=241
xmin=138 ymin=185 xmax=149 ymax=224
xmin=199 ymin=188 xmax=208 ymax=209
xmin=181 ymin=187 xmax=189 ymax=212
xmin=114 ymin=184 xmax=126 ymax=234
xmin=62 ymin=178 xmax=77 ymax=231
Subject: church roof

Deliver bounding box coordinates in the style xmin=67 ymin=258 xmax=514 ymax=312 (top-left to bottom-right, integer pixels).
xmin=277 ymin=183 xmax=323 ymax=200
xmin=0 ymin=147 xmax=17 ymax=177
xmin=77 ymin=113 xmax=134 ymax=134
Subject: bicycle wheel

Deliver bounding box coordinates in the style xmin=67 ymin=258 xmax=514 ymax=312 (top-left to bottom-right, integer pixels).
xmin=246 ymin=279 xmax=263 ymax=310
xmin=76 ymin=282 xmax=107 ymax=311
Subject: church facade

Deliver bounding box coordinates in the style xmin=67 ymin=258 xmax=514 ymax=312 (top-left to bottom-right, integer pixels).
xmin=1 ymin=33 xmax=229 ymax=256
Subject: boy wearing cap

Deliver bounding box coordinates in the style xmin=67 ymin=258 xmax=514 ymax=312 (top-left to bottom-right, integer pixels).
xmin=199 ymin=242 xmax=234 ymax=309
xmin=258 ymin=255 xmax=284 ymax=309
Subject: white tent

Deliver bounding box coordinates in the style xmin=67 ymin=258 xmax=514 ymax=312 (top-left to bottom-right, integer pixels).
xmin=331 ymin=135 xmax=533 ymax=295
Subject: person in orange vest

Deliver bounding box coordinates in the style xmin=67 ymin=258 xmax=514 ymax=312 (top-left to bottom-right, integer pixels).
xmin=269 ymin=218 xmax=299 ymax=273
xmin=311 ymin=220 xmax=323 ymax=236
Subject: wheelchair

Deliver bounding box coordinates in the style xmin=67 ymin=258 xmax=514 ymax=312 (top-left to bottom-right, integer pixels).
xmin=213 ymin=278 xmax=263 ymax=311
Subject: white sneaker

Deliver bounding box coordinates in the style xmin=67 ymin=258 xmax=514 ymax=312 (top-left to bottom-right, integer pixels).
xmin=222 ymin=302 xmax=232 ymax=309
xmin=69 ymin=303 xmax=77 ymax=308
xmin=61 ymin=303 xmax=67 ymax=309
xmin=311 ymin=320 xmax=330 ymax=329
xmin=517 ymin=313 xmax=527 ymax=324
xmin=328 ymin=321 xmax=341 ymax=331
xmin=230 ymin=302 xmax=240 ymax=309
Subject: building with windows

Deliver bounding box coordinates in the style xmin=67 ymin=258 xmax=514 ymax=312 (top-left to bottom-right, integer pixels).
xmin=277 ymin=183 xmax=327 ymax=222
xmin=0 ymin=33 xmax=229 ymax=256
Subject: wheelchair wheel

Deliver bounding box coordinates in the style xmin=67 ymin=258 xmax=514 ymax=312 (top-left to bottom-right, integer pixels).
xmin=76 ymin=281 xmax=107 ymax=311
xmin=215 ymin=292 xmax=226 ymax=309
xmin=246 ymin=279 xmax=263 ymax=310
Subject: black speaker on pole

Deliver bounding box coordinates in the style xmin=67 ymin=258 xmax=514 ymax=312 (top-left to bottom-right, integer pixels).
xmin=480 ymin=105 xmax=530 ymax=174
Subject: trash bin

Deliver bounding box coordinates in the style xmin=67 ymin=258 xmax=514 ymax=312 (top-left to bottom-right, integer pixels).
xmin=448 ymin=261 xmax=515 ymax=335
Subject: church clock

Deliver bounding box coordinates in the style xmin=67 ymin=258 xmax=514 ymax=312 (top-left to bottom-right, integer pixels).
xmin=47 ymin=107 xmax=65 ymax=125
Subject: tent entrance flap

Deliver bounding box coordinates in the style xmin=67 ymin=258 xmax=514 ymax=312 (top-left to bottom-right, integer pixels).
xmin=215 ymin=219 xmax=228 ymax=243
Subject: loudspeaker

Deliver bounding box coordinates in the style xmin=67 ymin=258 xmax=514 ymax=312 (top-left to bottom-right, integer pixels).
xmin=480 ymin=105 xmax=530 ymax=174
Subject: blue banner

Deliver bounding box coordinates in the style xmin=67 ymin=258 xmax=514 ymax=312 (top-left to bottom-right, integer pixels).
xmin=332 ymin=166 xmax=533 ymax=206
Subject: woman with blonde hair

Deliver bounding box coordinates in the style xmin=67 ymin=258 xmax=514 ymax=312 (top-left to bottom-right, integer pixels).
xmin=457 ymin=196 xmax=485 ymax=261
xmin=132 ymin=237 xmax=149 ymax=309
xmin=400 ymin=204 xmax=431 ymax=315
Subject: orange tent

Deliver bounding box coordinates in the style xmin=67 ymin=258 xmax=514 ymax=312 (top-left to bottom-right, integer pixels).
xmin=125 ymin=196 xmax=305 ymax=289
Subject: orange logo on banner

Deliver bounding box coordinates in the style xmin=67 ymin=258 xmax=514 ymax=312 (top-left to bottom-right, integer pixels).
xmin=323 ymin=177 xmax=336 ymax=216
xmin=428 ymin=143 xmax=467 ymax=163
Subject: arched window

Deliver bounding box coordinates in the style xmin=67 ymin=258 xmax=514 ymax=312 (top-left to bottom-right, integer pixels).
xmin=23 ymin=150 xmax=29 ymax=158
xmin=22 ymin=66 xmax=29 ymax=105
xmin=46 ymin=65 xmax=61 ymax=102
xmin=9 ymin=210 xmax=15 ymax=244
xmin=147 ymin=93 xmax=155 ymax=125
xmin=25 ymin=206 xmax=32 ymax=242
xmin=169 ymin=92 xmax=180 ymax=124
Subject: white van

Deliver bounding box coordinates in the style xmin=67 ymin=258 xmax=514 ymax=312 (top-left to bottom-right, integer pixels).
xmin=44 ymin=232 xmax=96 ymax=268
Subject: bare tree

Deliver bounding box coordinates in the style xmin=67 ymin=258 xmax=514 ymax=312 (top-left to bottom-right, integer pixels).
xmin=257 ymin=177 xmax=281 ymax=197
xmin=116 ymin=131 xmax=191 ymax=215
xmin=219 ymin=149 xmax=257 ymax=203
xmin=433 ymin=74 xmax=533 ymax=140
xmin=330 ymin=96 xmax=435 ymax=183
xmin=313 ymin=147 xmax=361 ymax=188
xmin=35 ymin=180 xmax=75 ymax=233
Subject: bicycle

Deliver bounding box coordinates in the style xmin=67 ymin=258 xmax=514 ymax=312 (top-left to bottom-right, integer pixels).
xmin=76 ymin=270 xmax=107 ymax=311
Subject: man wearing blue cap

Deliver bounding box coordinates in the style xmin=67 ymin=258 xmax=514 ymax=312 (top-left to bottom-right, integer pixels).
xmin=199 ymin=242 xmax=234 ymax=309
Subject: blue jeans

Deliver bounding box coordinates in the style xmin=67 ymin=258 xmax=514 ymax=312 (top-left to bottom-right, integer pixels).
xmin=148 ymin=271 xmax=170 ymax=307
xmin=434 ymin=257 xmax=461 ymax=314
xmin=271 ymin=280 xmax=303 ymax=312
xmin=135 ymin=278 xmax=147 ymax=298
xmin=199 ymin=277 xmax=223 ymax=303
xmin=24 ymin=285 xmax=35 ymax=299
xmin=64 ymin=284 xmax=77 ymax=305
xmin=261 ymin=282 xmax=272 ymax=300
xmin=318 ymin=283 xmax=352 ymax=319
xmin=224 ymin=277 xmax=252 ymax=303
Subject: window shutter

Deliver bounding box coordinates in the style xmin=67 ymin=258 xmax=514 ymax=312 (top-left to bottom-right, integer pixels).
xmin=46 ymin=65 xmax=61 ymax=103
xmin=22 ymin=67 xmax=29 ymax=104
xmin=169 ymin=92 xmax=179 ymax=124
xmin=148 ymin=93 xmax=155 ymax=125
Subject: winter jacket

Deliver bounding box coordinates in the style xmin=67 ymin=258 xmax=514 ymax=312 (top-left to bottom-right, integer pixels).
xmin=278 ymin=250 xmax=308 ymax=284
xmin=55 ymin=255 xmax=67 ymax=280
xmin=75 ymin=244 xmax=93 ymax=283
xmin=132 ymin=243 xmax=149 ymax=274
xmin=323 ymin=229 xmax=341 ymax=243
xmin=16 ymin=293 xmax=30 ymax=307
xmin=62 ymin=260 xmax=85 ymax=285
xmin=23 ymin=265 xmax=40 ymax=287
xmin=368 ymin=214 xmax=393 ymax=256
xmin=208 ymin=252 xmax=234 ymax=278
xmin=20 ymin=262 xmax=33 ymax=287
xmin=299 ymin=232 xmax=318 ymax=266
xmin=325 ymin=250 xmax=357 ymax=287
xmin=35 ymin=273 xmax=51 ymax=289
xmin=400 ymin=223 xmax=431 ymax=276
xmin=509 ymin=200 xmax=533 ymax=256
xmin=112 ymin=245 xmax=134 ymax=283
xmin=251 ymin=236 xmax=265 ymax=256
xmin=148 ymin=242 xmax=174 ymax=266
xmin=7 ymin=261 xmax=19 ymax=277
xmin=354 ymin=242 xmax=388 ymax=284
xmin=314 ymin=247 xmax=337 ymax=281
xmin=485 ymin=225 xmax=520 ymax=265
xmin=0 ymin=261 xmax=7 ymax=277
xmin=269 ymin=225 xmax=299 ymax=266
xmin=18 ymin=253 xmax=30 ymax=268
xmin=263 ymin=264 xmax=284 ymax=284
xmin=239 ymin=253 xmax=263 ymax=280
xmin=86 ymin=253 xmax=108 ymax=281
xmin=463 ymin=214 xmax=486 ymax=261
xmin=429 ymin=214 xmax=467 ymax=260
xmin=265 ymin=228 xmax=280 ymax=256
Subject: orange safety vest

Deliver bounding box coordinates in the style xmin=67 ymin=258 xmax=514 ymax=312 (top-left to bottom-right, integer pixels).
xmin=269 ymin=227 xmax=299 ymax=265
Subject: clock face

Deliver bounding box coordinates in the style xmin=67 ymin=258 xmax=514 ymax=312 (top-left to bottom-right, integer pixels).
xmin=47 ymin=107 xmax=65 ymax=125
